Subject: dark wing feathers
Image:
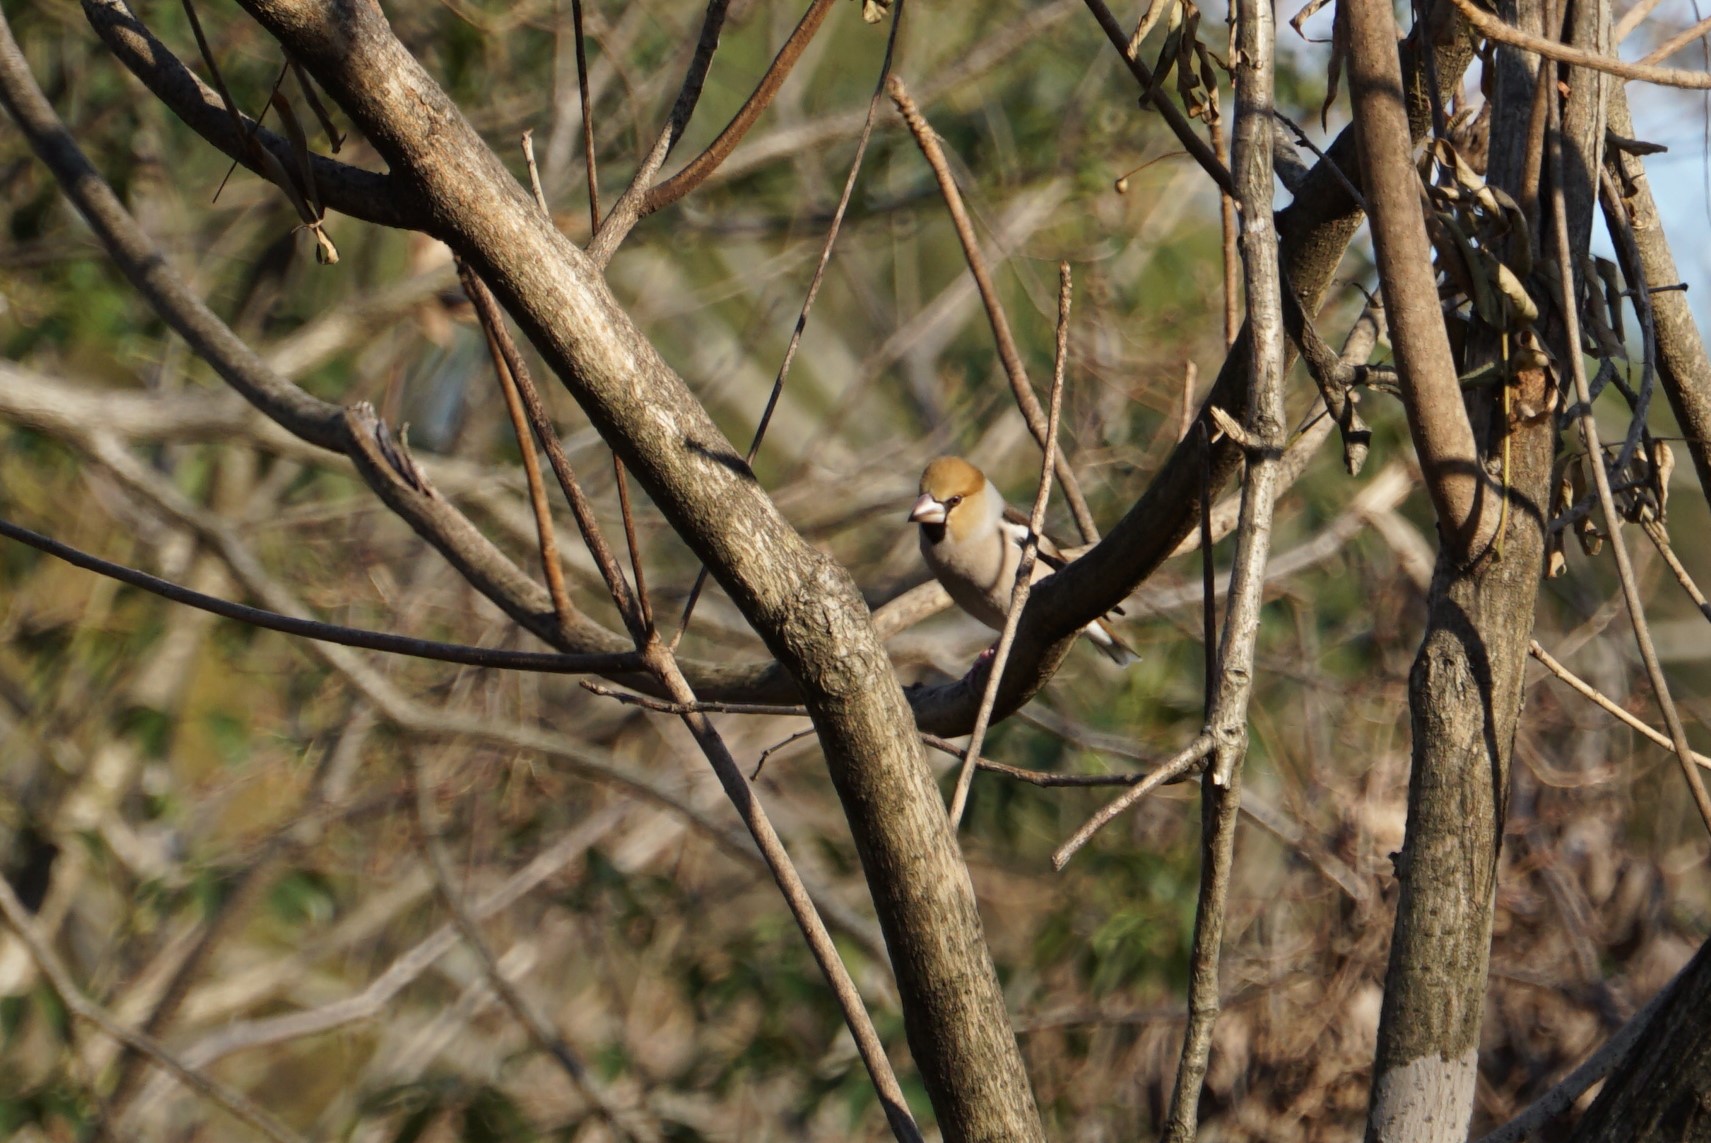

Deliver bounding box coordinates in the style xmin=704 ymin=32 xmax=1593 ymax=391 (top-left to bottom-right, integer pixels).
xmin=997 ymin=512 xmax=1128 ymax=615
xmin=998 ymin=508 xmax=1071 ymax=569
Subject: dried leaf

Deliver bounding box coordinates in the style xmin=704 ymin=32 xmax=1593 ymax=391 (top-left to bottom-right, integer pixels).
xmin=1129 ymin=0 xmax=1177 ymax=57
xmin=1289 ymin=0 xmax=1334 ymax=41
xmin=1652 ymin=439 xmax=1674 ymax=521
xmin=1491 ymin=259 xmax=1538 ymax=326
xmin=1595 ymin=257 xmax=1626 ymax=342
xmin=291 ymin=59 xmax=345 ymax=154
xmin=270 ymin=90 xmax=322 ymax=220
xmin=1572 ymin=461 xmax=1603 ymax=555
xmin=1321 ymin=0 xmax=1346 ymax=131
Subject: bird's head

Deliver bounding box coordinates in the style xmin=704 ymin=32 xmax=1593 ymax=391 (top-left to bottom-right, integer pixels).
xmin=909 ymin=456 xmax=989 ymax=538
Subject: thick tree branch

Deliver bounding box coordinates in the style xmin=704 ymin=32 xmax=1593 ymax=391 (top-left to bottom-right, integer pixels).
xmin=1449 ymin=0 xmax=1711 ymax=88
xmin=219 ymin=0 xmax=1042 ymax=1135
xmin=909 ymin=14 xmax=1475 ymax=736
xmin=1602 ymin=84 xmax=1711 ymax=508
xmin=1346 ymin=0 xmax=1490 ymax=557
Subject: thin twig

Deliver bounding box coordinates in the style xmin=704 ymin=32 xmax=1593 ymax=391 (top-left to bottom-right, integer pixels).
xmin=1639 ymin=13 xmax=1711 ymax=64
xmin=457 ymin=271 xmax=646 ymax=640
xmin=888 ymin=77 xmax=1099 ymax=543
xmin=0 ymin=516 xmax=637 ymax=675
xmin=569 ymin=0 xmax=599 ymax=230
xmin=587 ymin=0 xmax=733 ymax=265
xmin=672 ymin=0 xmax=908 ymax=643
xmin=583 ymin=682 xmax=809 ymax=718
xmin=407 ymin=754 xmax=656 ymax=1140
xmin=1449 ymin=0 xmax=1711 ymax=88
xmin=1214 ymin=118 xmax=1238 ymax=349
xmin=1640 ymin=517 xmax=1711 ymax=622
xmin=948 ymin=264 xmax=1072 ymax=828
xmin=0 ymin=876 xmax=304 ymax=1143
xmin=1548 ymin=91 xmax=1711 ymax=835
xmin=521 ymin=129 xmax=550 ymax=216
xmin=1272 ymin=110 xmax=1366 ymax=210
xmin=1200 ymin=424 xmax=1217 ymax=709
xmin=1052 ymin=734 xmax=1213 ymax=868
xmin=1080 ymin=0 xmax=1235 ymax=193
xmin=1528 ymin=642 xmax=1711 ymax=770
xmin=1614 ymin=0 xmax=1669 ymax=42
xmin=461 ymin=260 xmax=575 ymax=625
xmin=640 ymin=0 xmax=839 ymax=216
xmin=751 ymin=726 xmax=821 ymax=779
xmin=1163 ymin=3 xmax=1284 ymax=1133
xmin=613 ymin=458 xmax=653 ymax=633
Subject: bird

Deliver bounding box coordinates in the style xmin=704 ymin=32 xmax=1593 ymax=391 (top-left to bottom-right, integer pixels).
xmin=908 ymin=456 xmax=1138 ymax=666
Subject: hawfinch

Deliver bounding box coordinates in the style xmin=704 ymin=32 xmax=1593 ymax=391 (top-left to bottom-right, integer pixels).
xmin=909 ymin=456 xmax=1138 ymax=666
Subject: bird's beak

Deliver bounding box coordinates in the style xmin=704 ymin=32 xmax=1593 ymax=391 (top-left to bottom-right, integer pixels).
xmin=908 ymin=493 xmax=947 ymax=525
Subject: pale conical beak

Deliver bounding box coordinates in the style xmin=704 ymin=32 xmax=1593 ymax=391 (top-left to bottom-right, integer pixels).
xmin=909 ymin=493 xmax=947 ymax=525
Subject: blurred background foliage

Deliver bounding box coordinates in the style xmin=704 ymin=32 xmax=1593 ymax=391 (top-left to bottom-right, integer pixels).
xmin=0 ymin=0 xmax=1709 ymax=1138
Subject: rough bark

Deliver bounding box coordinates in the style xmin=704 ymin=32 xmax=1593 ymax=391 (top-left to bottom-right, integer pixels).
xmin=1564 ymin=935 xmax=1711 ymax=1142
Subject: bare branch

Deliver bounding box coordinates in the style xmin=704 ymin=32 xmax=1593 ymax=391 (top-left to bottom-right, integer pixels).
xmin=1529 ymin=642 xmax=1711 ymax=771
xmin=1347 ymin=0 xmax=1491 ymax=555
xmin=583 ymin=683 xmax=809 ymax=718
xmin=1548 ymin=93 xmax=1711 ymax=834
xmin=81 ymin=0 xmax=417 ymax=228
xmin=674 ymin=0 xmax=907 ymax=643
xmin=1450 ymin=0 xmax=1711 ymax=88
xmin=1052 ymin=734 xmax=1213 ymax=868
xmin=0 ymin=516 xmax=637 ymax=675
xmin=586 ymin=0 xmax=733 ymax=265
xmin=569 ymin=0 xmax=599 ymax=229
xmin=640 ymin=0 xmax=839 ymax=217
xmin=948 ymin=264 xmax=1072 ymax=829
xmin=1165 ymin=2 xmax=1286 ymax=1131
xmin=888 ymin=76 xmax=1100 ymax=544
xmin=0 ymin=876 xmax=305 ymax=1143
xmin=463 ymin=261 xmax=577 ymax=627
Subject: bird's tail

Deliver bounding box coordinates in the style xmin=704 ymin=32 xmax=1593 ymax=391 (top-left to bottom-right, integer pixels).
xmin=1086 ymin=618 xmax=1141 ymax=667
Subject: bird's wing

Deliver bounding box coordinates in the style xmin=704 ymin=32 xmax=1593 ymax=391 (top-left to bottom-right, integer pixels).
xmin=998 ymin=510 xmax=1127 ymax=617
xmin=998 ymin=507 xmax=1071 ymax=570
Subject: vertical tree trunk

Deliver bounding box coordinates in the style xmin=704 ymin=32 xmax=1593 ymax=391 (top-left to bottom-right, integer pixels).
xmin=1363 ymin=0 xmax=1605 ymax=1138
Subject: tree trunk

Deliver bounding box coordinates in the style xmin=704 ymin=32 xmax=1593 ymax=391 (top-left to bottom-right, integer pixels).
xmin=1363 ymin=0 xmax=1602 ymax=1137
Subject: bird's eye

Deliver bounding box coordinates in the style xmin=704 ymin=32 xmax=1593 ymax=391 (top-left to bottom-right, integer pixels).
xmin=944 ymin=495 xmax=962 ymax=509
